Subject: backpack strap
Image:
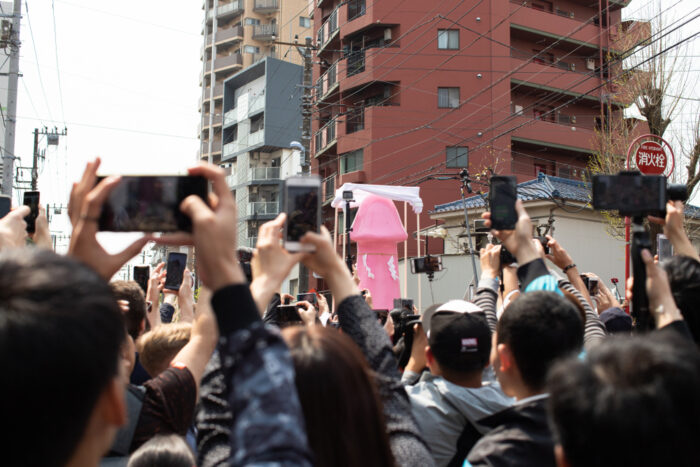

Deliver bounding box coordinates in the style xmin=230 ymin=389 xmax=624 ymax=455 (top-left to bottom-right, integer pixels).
xmin=447 ymin=418 xmax=483 ymax=467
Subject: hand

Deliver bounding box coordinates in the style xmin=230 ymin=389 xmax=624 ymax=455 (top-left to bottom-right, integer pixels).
xmin=158 ymin=163 xmax=245 ymax=291
xmin=281 ymin=293 xmax=296 ymax=305
xmin=593 ymin=281 xmax=620 ymax=314
xmin=68 ymin=171 xmax=152 ymax=280
xmin=0 ymin=205 xmax=29 ymax=251
xmin=300 ymin=226 xmax=359 ymax=304
xmin=640 ymin=249 xmax=683 ymax=328
xmin=383 ymin=312 xmax=395 ymax=339
xmin=30 ymin=206 xmax=52 ymax=249
xmin=479 ymin=243 xmax=501 ymax=278
xmin=352 ymin=263 xmax=361 ymax=286
xmin=178 ymin=269 xmax=195 ymax=323
xmin=68 ymin=158 xmax=100 ymax=227
xmin=482 ymin=200 xmax=538 ymax=265
xmin=147 ymin=262 xmax=165 ymax=301
xmin=649 ymin=201 xmax=700 ymax=262
xmin=296 ymin=301 xmax=317 ymax=327
xmin=317 ymin=292 xmax=330 ymax=316
xmin=545 ymin=235 xmax=575 ymax=270
xmin=405 ymin=323 xmax=427 ymax=374
xmin=249 ymin=213 xmax=304 ymax=314
xmin=532 ymin=238 xmax=546 ymax=260
xmin=362 ymin=289 xmax=373 ymax=308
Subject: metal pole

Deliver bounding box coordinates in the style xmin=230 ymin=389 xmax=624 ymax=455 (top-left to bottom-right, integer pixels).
xmin=300 ymin=37 xmax=313 ymax=174
xmin=460 ymin=184 xmax=479 ymax=299
xmin=31 ymin=128 xmax=38 ymax=190
xmin=206 ymin=0 xmax=218 ymax=165
xmin=1 ymin=0 xmax=21 ymax=196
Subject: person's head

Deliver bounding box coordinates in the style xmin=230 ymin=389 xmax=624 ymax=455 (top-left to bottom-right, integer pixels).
xmin=663 ymin=255 xmax=700 ymax=344
xmin=547 ymin=333 xmax=700 ymax=467
xmin=0 ymin=249 xmax=127 ymax=467
xmin=137 ymin=322 xmax=192 ymax=377
xmin=492 ymin=291 xmax=583 ymax=399
xmin=110 ymin=280 xmax=147 ymax=340
xmin=127 ymin=434 xmax=195 ymax=467
xmin=282 ymin=326 xmax=395 ymax=467
xmin=599 ymin=307 xmax=632 ymax=334
xmin=424 ymin=300 xmax=491 ymax=384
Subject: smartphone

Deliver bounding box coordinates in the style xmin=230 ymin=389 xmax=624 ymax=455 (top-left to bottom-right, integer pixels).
xmin=164 ymin=252 xmax=187 ymax=291
xmin=297 ymin=292 xmax=317 ymax=305
xmin=588 ymin=277 xmax=599 ymax=294
xmin=0 ymin=194 xmax=11 ymax=218
xmin=277 ymin=304 xmax=303 ymax=324
xmin=410 ymin=255 xmax=443 ymax=274
xmin=592 ymin=173 xmax=666 ymax=217
xmin=284 ymin=175 xmax=321 ymax=252
xmin=23 ymin=191 xmax=40 ymax=234
xmin=657 ymin=234 xmax=673 ymax=262
xmin=393 ymin=298 xmax=414 ymax=312
xmin=133 ymin=265 xmax=150 ymax=295
xmin=97 ymin=175 xmax=208 ymax=232
xmin=489 ymin=176 xmax=518 ymax=230
xmin=375 ymin=309 xmax=389 ymax=325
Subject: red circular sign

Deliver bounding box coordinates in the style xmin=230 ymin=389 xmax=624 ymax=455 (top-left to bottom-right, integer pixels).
xmin=634 ymin=141 xmax=667 ymax=175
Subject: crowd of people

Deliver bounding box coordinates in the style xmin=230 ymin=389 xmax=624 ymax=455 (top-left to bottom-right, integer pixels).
xmin=1 ymin=158 xmax=699 ymax=467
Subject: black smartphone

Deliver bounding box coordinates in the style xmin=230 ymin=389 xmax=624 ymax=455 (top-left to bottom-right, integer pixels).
xmin=489 ymin=176 xmax=517 ymax=230
xmin=657 ymin=234 xmax=673 ymax=262
xmin=277 ymin=304 xmax=303 ymax=324
xmin=164 ymin=252 xmax=187 ymax=291
xmin=23 ymin=191 xmax=40 ymax=234
xmin=0 ymin=194 xmax=11 ymax=218
xmin=375 ymin=309 xmax=389 ymax=325
xmin=133 ymin=265 xmax=150 ymax=295
xmin=410 ymin=255 xmax=443 ymax=274
xmin=297 ymin=292 xmax=317 ymax=305
xmin=97 ymin=175 xmax=208 ymax=232
xmin=284 ymin=175 xmax=322 ymax=252
xmin=592 ymin=173 xmax=666 ymax=217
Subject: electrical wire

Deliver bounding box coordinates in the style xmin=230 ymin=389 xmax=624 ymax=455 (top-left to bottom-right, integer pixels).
xmin=24 ymin=1 xmax=53 ymax=123
xmin=51 ymin=0 xmax=67 ymax=126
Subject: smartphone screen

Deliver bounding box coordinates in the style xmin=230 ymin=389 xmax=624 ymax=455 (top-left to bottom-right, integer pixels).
xmin=23 ymin=191 xmax=40 ymax=234
xmin=164 ymin=252 xmax=187 ymax=291
xmin=133 ymin=265 xmax=150 ymax=295
xmin=489 ymin=176 xmax=517 ymax=230
xmin=277 ymin=304 xmax=303 ymax=324
xmin=592 ymin=173 xmax=666 ymax=216
xmin=0 ymin=194 xmax=11 ymax=218
xmin=98 ymin=175 xmax=208 ymax=232
xmin=657 ymin=234 xmax=673 ymax=262
xmin=297 ymin=292 xmax=317 ymax=305
xmin=284 ymin=176 xmax=321 ymax=252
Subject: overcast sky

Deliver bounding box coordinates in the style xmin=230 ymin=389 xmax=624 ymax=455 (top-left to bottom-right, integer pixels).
xmin=8 ymin=0 xmax=700 ymax=253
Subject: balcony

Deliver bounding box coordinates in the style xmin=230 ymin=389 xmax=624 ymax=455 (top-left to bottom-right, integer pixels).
xmin=224 ymin=130 xmax=265 ymax=158
xmin=205 ymin=53 xmax=243 ymax=76
xmin=214 ymin=1 xmax=243 ymax=19
xmin=202 ymin=83 xmax=224 ymax=104
xmin=253 ymin=24 xmax=277 ymax=41
xmin=314 ymin=117 xmax=337 ymax=156
xmin=317 ymin=7 xmax=339 ymax=52
xmin=223 ymin=94 xmax=265 ymax=127
xmin=510 ymin=56 xmax=600 ymax=97
xmin=200 ymin=139 xmax=222 ymax=157
xmin=508 ymin=113 xmax=594 ymax=152
xmin=323 ymin=173 xmax=337 ymax=202
xmin=247 ymin=202 xmax=279 ymax=217
xmin=250 ymin=166 xmax=280 ymax=181
xmin=212 ymin=25 xmax=244 ymax=46
xmin=254 ymin=0 xmax=279 ymax=14
xmin=316 ymin=62 xmax=338 ymax=101
xmin=509 ymin=4 xmax=602 ymax=52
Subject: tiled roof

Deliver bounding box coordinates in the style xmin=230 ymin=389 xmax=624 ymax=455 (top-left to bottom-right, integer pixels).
xmin=432 ymin=173 xmax=700 ymax=219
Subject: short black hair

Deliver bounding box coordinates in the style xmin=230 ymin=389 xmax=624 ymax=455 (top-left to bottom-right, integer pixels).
xmin=110 ymin=280 xmax=147 ymax=340
xmin=127 ymin=434 xmax=195 ymax=467
xmin=663 ymin=255 xmax=700 ymax=344
xmin=547 ymin=333 xmax=700 ymax=467
xmin=0 ymin=249 xmax=126 ymax=467
xmin=496 ymin=291 xmax=583 ymax=391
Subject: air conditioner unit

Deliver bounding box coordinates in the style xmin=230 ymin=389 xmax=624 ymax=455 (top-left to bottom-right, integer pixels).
xmin=514 ymin=104 xmax=524 ymax=115
xmin=384 ymin=28 xmax=392 ymax=41
xmin=586 ymin=59 xmax=595 ymax=70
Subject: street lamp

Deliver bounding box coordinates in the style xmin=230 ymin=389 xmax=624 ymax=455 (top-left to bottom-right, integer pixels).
xmin=290 ymin=141 xmax=306 ymax=174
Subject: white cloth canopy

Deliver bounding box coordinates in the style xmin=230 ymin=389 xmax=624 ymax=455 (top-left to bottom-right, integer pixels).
xmin=331 ymin=183 xmax=423 ymax=214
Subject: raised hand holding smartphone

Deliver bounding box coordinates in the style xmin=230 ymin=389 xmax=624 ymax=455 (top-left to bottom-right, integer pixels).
xmin=284 ymin=175 xmax=321 ymax=252
xmin=23 ymin=191 xmax=40 ymax=234
xmin=164 ymin=252 xmax=187 ymax=291
xmin=489 ymin=176 xmax=517 ymax=230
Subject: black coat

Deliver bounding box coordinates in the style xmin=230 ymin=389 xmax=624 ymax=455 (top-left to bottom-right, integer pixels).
xmin=466 ymin=397 xmax=555 ymax=467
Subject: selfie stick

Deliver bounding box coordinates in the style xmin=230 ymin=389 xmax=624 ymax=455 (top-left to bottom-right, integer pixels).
xmin=630 ymin=216 xmax=654 ymax=332
xmin=459 ymin=169 xmax=480 ymax=298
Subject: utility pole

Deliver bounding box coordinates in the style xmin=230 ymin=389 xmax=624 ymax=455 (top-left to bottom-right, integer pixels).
xmin=1 ymin=0 xmax=21 ymax=196
xmin=30 ymin=127 xmax=67 ymax=190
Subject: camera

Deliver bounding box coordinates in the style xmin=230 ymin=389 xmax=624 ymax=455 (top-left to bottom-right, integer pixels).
xmin=342 ymin=190 xmax=354 ymax=200
xmin=592 ymin=171 xmax=687 ymax=217
xmin=390 ymin=307 xmax=422 ymax=369
xmin=410 ymin=255 xmax=443 ymax=274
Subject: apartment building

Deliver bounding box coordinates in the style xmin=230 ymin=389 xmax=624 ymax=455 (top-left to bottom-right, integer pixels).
xmin=199 ymin=0 xmax=313 ymax=164
xmin=312 ymin=0 xmax=647 ymax=256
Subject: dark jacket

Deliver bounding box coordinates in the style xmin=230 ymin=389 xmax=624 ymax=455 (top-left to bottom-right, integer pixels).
xmin=467 ymin=396 xmax=554 ymax=467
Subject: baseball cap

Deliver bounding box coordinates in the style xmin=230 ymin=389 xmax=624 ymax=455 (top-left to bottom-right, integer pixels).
xmin=599 ymin=307 xmax=632 ymax=334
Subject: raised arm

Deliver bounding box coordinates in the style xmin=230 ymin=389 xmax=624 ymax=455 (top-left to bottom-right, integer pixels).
xmin=546 ymin=235 xmax=593 ymax=307
xmin=649 ymin=201 xmax=700 ymax=262
xmin=475 ymin=243 xmax=501 ymax=333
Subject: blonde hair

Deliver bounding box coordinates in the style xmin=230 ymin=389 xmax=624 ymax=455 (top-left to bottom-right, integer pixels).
xmin=137 ymin=323 xmax=191 ymax=377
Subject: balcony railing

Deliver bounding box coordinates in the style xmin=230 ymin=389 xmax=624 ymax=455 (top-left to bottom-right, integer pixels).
xmin=323 ymin=173 xmax=337 ymax=201
xmin=254 ymin=0 xmax=279 ymax=13
xmin=247 ymin=202 xmax=279 ymax=216
xmin=315 ymin=118 xmax=337 ymax=154
xmin=347 ymin=49 xmax=365 ymax=76
xmin=509 ymin=1 xmax=575 ymax=19
xmin=317 ymin=7 xmax=339 ymax=50
xmin=207 ymin=0 xmax=243 ymax=20
xmin=251 ymin=166 xmax=280 ymax=181
xmin=213 ymin=25 xmax=244 ymax=45
xmin=207 ymin=53 xmax=242 ymax=73
xmin=253 ymin=24 xmax=277 ymax=40
xmin=316 ymin=62 xmax=338 ymax=100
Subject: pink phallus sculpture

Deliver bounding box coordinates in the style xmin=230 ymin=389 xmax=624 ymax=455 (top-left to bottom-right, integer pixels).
xmin=350 ymin=194 xmax=407 ymax=310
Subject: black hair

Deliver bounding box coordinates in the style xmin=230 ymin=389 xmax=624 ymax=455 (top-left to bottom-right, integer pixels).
xmin=547 ymin=333 xmax=700 ymax=467
xmin=663 ymin=255 xmax=700 ymax=344
xmin=127 ymin=434 xmax=195 ymax=467
xmin=496 ymin=291 xmax=583 ymax=391
xmin=110 ymin=280 xmax=147 ymax=340
xmin=0 ymin=249 xmax=126 ymax=467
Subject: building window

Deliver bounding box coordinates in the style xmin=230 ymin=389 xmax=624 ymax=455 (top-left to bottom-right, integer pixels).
xmin=446 ymin=146 xmax=468 ymax=168
xmin=250 ymin=114 xmax=264 ymax=133
xmin=348 ymin=0 xmax=366 ymax=20
xmin=243 ymin=45 xmax=260 ymax=54
xmin=340 ymin=149 xmax=363 ymax=174
xmin=346 ymin=107 xmax=364 ymax=134
xmin=299 ymin=16 xmax=311 ymax=28
xmin=244 ymin=18 xmax=261 ymax=26
xmin=438 ymin=87 xmax=460 ymax=108
xmin=437 ymin=29 xmax=459 ymax=50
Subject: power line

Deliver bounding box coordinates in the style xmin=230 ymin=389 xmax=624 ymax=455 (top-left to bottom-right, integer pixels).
xmin=51 ymin=0 xmax=66 ymax=126
xmin=24 ymin=1 xmax=52 ymax=123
